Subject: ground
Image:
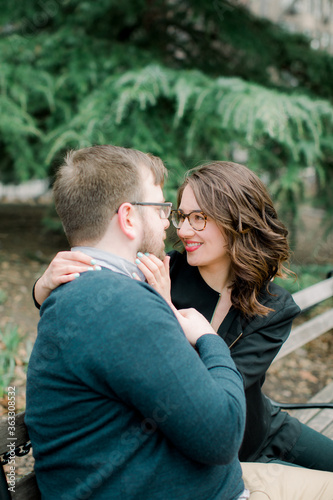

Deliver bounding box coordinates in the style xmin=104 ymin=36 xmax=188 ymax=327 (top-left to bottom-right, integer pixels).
xmin=0 ymin=202 xmax=332 ymax=477
xmin=0 ymin=204 xmax=69 ymax=413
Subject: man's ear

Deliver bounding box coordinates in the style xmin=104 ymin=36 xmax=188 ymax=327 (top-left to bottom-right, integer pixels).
xmin=117 ymin=203 xmax=138 ymax=240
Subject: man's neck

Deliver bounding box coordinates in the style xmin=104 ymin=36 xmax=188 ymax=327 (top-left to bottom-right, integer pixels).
xmin=71 ymin=246 xmax=145 ymax=281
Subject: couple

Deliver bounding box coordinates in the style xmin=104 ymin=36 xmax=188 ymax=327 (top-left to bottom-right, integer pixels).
xmin=27 ymin=145 xmax=333 ymax=499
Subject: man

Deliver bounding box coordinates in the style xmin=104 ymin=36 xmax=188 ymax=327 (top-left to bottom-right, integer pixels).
xmin=26 ymin=145 xmax=333 ymax=500
xmin=26 ymin=145 xmax=247 ymax=500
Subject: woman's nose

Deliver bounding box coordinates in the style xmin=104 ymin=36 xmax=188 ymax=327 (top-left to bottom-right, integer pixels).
xmin=177 ymin=217 xmax=194 ymax=237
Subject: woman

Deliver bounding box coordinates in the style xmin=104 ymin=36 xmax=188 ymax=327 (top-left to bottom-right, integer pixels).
xmin=33 ymin=161 xmax=333 ymax=471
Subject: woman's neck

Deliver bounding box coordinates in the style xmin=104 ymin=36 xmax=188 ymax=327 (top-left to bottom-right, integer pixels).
xmin=198 ymin=262 xmax=231 ymax=294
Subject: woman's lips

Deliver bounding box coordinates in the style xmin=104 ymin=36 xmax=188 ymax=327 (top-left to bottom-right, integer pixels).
xmin=183 ymin=241 xmax=203 ymax=252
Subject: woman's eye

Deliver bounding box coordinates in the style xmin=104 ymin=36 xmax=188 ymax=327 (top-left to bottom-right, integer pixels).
xmin=193 ymin=214 xmax=204 ymax=221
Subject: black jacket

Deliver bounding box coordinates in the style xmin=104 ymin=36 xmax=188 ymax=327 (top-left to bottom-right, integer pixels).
xmin=169 ymin=250 xmax=301 ymax=461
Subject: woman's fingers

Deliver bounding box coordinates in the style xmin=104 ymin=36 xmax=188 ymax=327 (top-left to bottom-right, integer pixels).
xmin=135 ymin=252 xmax=171 ymax=303
xmin=135 ymin=253 xmax=164 ymax=283
xmin=47 ymin=251 xmax=101 ymax=282
xmin=163 ymin=255 xmax=170 ymax=274
xmin=51 ymin=251 xmax=97 ymax=271
xmin=69 ymin=250 xmax=98 ymax=265
xmin=34 ymin=251 xmax=102 ymax=306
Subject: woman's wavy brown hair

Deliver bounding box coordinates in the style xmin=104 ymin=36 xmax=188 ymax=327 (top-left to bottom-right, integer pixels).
xmin=177 ymin=161 xmax=293 ymax=317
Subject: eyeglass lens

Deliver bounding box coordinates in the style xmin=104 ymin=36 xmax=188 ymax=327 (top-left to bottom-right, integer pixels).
xmin=172 ymin=211 xmax=206 ymax=231
xmin=130 ymin=202 xmax=172 ymax=219
xmin=160 ymin=206 xmax=171 ymax=219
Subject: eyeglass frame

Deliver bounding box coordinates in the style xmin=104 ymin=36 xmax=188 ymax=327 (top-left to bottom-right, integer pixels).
xmin=171 ymin=209 xmax=208 ymax=231
xmin=130 ymin=202 xmax=172 ymax=219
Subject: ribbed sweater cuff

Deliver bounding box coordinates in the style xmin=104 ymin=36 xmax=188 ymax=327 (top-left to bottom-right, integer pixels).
xmin=196 ymin=334 xmax=235 ymax=369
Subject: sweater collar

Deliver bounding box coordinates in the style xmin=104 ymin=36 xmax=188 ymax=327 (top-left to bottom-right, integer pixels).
xmin=71 ymin=247 xmax=145 ymax=281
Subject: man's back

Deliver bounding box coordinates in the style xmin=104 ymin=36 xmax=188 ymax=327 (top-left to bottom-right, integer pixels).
xmin=26 ymin=268 xmax=245 ymax=500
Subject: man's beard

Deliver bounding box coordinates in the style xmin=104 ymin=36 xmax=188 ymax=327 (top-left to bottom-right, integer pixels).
xmin=139 ymin=225 xmax=166 ymax=260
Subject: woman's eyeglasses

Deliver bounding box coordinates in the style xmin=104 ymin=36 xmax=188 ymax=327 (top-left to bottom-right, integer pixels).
xmin=171 ymin=210 xmax=207 ymax=231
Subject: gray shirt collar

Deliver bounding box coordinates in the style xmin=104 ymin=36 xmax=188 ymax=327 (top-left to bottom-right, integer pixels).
xmin=71 ymin=247 xmax=145 ymax=281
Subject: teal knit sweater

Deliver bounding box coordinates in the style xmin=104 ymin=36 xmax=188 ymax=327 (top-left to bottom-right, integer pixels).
xmin=26 ymin=268 xmax=246 ymax=500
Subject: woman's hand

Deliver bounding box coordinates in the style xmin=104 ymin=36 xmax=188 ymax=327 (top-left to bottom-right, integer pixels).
xmin=135 ymin=253 xmax=172 ymax=305
xmin=174 ymin=308 xmax=218 ymax=347
xmin=34 ymin=251 xmax=100 ymax=306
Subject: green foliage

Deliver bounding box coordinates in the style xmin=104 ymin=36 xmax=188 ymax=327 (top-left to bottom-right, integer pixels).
xmin=275 ymin=264 xmax=333 ymax=294
xmin=0 ymin=1 xmax=333 ymax=228
xmin=0 ymin=325 xmax=21 ymax=396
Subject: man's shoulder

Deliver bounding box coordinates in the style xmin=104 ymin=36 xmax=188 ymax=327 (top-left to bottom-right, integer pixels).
xmin=51 ymin=268 xmax=130 ymax=301
xmin=46 ymin=267 xmax=172 ymax=320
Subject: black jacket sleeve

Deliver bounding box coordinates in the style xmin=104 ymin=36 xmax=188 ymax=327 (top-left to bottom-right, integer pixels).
xmin=230 ymin=283 xmax=300 ymax=389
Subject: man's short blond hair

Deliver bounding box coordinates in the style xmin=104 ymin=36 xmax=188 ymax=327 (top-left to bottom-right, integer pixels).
xmin=53 ymin=145 xmax=167 ymax=246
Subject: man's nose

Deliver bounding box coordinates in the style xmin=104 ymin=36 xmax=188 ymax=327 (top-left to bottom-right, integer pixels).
xmin=163 ymin=218 xmax=170 ymax=230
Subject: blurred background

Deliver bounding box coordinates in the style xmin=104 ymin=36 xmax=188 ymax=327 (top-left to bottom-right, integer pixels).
xmin=0 ymin=0 xmax=332 ymax=411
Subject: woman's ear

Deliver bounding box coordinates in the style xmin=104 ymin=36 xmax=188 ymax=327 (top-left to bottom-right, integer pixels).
xmin=117 ymin=203 xmax=137 ymax=240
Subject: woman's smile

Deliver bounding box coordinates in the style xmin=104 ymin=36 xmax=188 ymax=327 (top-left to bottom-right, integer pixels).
xmin=183 ymin=240 xmax=203 ymax=252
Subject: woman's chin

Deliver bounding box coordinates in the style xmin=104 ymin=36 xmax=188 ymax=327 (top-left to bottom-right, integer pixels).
xmin=186 ymin=251 xmax=201 ymax=266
